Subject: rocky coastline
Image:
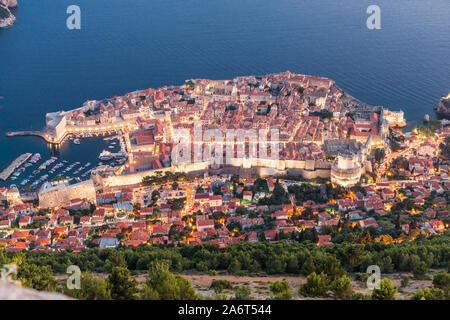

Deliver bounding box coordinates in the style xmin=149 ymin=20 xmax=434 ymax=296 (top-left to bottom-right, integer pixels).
xmin=436 ymin=93 xmax=450 ymax=119
xmin=0 ymin=0 xmax=17 ymax=29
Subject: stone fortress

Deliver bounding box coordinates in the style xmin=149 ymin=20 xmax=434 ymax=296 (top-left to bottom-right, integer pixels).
xmin=35 ymin=72 xmax=406 ymax=207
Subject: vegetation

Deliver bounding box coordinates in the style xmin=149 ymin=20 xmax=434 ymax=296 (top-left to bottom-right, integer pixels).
xmin=311 ymin=109 xmax=333 ymax=119
xmin=141 ymin=261 xmax=198 ymax=300
xmin=142 ymin=171 xmax=187 ymax=186
xmin=439 ymin=136 xmax=450 ymax=159
xmin=210 ymin=279 xmax=233 ymax=293
xmin=65 ymin=272 xmax=111 ymax=300
xmin=1 ymin=232 xmax=449 ymax=299
xmin=299 ymin=272 xmax=330 ymax=297
xmin=0 ymin=5 xmax=10 ymax=20
xmin=371 ymin=278 xmax=397 ymax=300
xmin=6 ymin=232 xmax=449 ymax=278
xmin=270 ymin=280 xmax=292 ymax=300
xmin=107 ymin=266 xmax=138 ymax=300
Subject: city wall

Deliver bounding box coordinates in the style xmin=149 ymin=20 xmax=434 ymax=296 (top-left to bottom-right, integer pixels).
xmin=39 ymin=180 xmax=97 ymax=208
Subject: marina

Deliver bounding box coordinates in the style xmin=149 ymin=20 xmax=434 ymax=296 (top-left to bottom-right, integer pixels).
xmin=0 ymin=133 xmax=127 ymax=192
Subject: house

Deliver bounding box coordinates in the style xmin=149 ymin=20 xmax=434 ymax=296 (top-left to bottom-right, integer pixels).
xmin=337 ymin=199 xmax=356 ymax=212
xmin=18 ymin=216 xmax=32 ymax=228
xmin=0 ymin=220 xmax=11 ymax=229
xmin=318 ymin=212 xmax=331 ymax=221
xmin=243 ymin=191 xmax=253 ymax=201
xmin=11 ymin=230 xmax=29 ymax=240
xmin=272 ymin=211 xmax=289 ymax=220
xmin=36 ymin=229 xmax=51 ymax=239
xmin=197 ymin=219 xmax=215 ymax=232
xmin=359 ymin=218 xmax=379 ymax=229
xmin=209 ymin=195 xmax=223 ymax=207
xmin=317 ymin=235 xmax=333 ymax=246
xmin=246 ymin=232 xmax=259 ymax=243
xmin=381 ymin=188 xmax=394 ymax=200
xmin=264 ymin=230 xmax=279 ymax=240
xmin=14 ymin=203 xmax=35 ymax=216
xmin=99 ymin=237 xmax=119 ymax=249
xmin=80 ymin=216 xmax=92 ymax=226
xmin=53 ymin=226 xmax=68 ymax=237
xmin=152 ymin=224 xmax=170 ymax=236
xmin=59 ymin=215 xmax=74 ymax=226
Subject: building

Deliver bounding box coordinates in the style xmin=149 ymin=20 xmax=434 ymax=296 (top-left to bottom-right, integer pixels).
xmin=331 ymin=153 xmax=364 ymax=187
xmin=45 ymin=111 xmax=67 ymax=141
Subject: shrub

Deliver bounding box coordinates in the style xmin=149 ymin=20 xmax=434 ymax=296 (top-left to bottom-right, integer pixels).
xmin=299 ymin=272 xmax=330 ymax=297
xmin=330 ymin=274 xmax=353 ymax=299
xmin=400 ymin=276 xmax=410 ymax=288
xmin=411 ymin=288 xmax=445 ymax=300
xmin=371 ymin=279 xmax=397 ymax=300
xmin=270 ymin=280 xmax=292 ymax=300
xmin=210 ymin=280 xmax=233 ymax=293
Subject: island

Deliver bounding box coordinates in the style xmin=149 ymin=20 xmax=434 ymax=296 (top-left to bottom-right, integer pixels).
xmin=0 ymin=0 xmax=17 ymax=28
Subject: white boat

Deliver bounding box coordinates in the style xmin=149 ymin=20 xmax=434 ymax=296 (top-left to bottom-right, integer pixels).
xmin=73 ymin=139 xmax=81 ymax=145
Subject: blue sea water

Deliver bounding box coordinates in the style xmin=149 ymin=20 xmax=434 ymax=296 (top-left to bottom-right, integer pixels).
xmin=0 ymin=0 xmax=449 ymax=176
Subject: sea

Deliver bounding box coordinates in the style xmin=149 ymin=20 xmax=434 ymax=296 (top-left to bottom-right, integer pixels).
xmin=0 ymin=0 xmax=449 ymax=188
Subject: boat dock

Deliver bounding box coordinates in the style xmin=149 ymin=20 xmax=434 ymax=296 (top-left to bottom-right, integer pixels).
xmin=0 ymin=153 xmax=32 ymax=181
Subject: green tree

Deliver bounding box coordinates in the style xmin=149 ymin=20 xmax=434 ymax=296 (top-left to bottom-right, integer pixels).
xmin=371 ymin=278 xmax=397 ymax=300
xmin=411 ymin=288 xmax=446 ymax=300
xmin=266 ymin=257 xmax=286 ymax=275
xmin=227 ymin=259 xmax=241 ymax=274
xmin=400 ymin=276 xmax=409 ymax=288
xmin=412 ymin=261 xmax=428 ymax=279
xmin=151 ymin=190 xmax=160 ymax=203
xmin=234 ymin=286 xmax=252 ymax=300
xmin=270 ymin=280 xmax=292 ymax=300
xmin=432 ymin=272 xmax=450 ymax=289
xmin=299 ymin=272 xmax=330 ymax=297
xmin=15 ymin=258 xmax=57 ymax=292
xmin=210 ymin=280 xmax=233 ymax=293
xmin=107 ymin=267 xmax=138 ymax=300
xmin=66 ymin=272 xmax=111 ymax=300
xmin=141 ymin=261 xmax=198 ymax=300
xmin=330 ymin=274 xmax=353 ymax=299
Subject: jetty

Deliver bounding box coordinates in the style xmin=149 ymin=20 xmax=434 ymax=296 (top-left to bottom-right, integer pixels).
xmin=6 ymin=130 xmax=48 ymax=140
xmin=0 ymin=153 xmax=32 ymax=181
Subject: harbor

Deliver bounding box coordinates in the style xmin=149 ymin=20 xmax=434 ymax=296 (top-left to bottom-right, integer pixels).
xmin=0 ymin=132 xmax=127 ymax=192
xmin=0 ymin=153 xmax=32 ymax=181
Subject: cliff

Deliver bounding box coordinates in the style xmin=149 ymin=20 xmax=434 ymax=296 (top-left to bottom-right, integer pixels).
xmin=436 ymin=93 xmax=450 ymax=119
xmin=0 ymin=0 xmax=17 ymax=28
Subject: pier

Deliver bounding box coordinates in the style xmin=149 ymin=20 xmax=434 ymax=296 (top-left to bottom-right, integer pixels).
xmin=6 ymin=121 xmax=137 ymax=144
xmin=0 ymin=153 xmax=32 ymax=181
xmin=6 ymin=130 xmax=48 ymax=140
